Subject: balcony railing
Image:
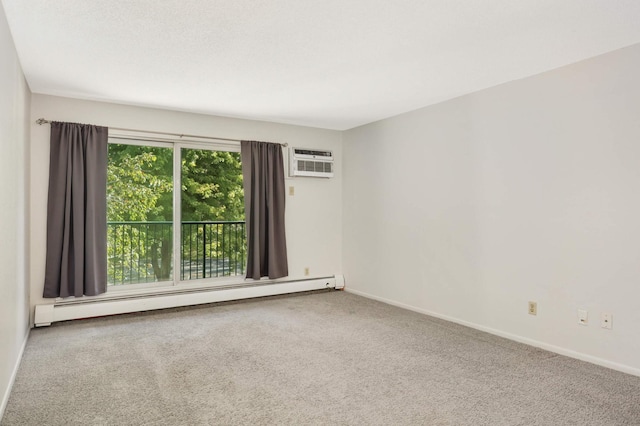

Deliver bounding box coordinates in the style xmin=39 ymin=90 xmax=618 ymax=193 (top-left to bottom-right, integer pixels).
xmin=107 ymin=221 xmax=246 ymax=285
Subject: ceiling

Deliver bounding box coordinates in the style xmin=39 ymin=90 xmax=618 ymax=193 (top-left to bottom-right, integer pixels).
xmin=3 ymin=1 xmax=640 ymax=130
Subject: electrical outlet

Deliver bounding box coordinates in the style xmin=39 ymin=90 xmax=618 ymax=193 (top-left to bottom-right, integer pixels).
xmin=578 ymin=309 xmax=588 ymax=325
xmin=528 ymin=301 xmax=537 ymax=316
xmin=289 ymin=186 xmax=295 ymax=196
xmin=601 ymin=313 xmax=613 ymax=330
xmin=304 ymin=267 xmax=309 ymax=276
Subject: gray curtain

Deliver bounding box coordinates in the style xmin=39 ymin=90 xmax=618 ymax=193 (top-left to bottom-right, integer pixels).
xmin=241 ymin=141 xmax=288 ymax=279
xmin=43 ymin=122 xmax=108 ymax=298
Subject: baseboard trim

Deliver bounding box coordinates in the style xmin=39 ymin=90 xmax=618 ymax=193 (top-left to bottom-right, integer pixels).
xmin=0 ymin=328 xmax=30 ymax=421
xmin=35 ymin=276 xmax=343 ymax=326
xmin=345 ymin=288 xmax=640 ymax=378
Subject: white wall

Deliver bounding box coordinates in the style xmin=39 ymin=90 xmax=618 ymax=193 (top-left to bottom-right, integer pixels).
xmin=0 ymin=4 xmax=31 ymax=417
xmin=30 ymin=95 xmax=342 ymax=315
xmin=343 ymin=43 xmax=640 ymax=375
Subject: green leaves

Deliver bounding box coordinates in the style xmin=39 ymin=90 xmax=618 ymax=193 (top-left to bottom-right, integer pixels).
xmin=107 ymin=144 xmax=173 ymax=221
xmin=180 ymin=148 xmax=244 ymax=222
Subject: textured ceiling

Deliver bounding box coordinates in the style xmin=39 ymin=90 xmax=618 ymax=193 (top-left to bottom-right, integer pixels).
xmin=3 ymin=0 xmax=640 ymax=130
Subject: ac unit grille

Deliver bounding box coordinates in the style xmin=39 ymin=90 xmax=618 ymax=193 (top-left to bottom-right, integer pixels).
xmin=289 ymin=147 xmax=334 ymax=178
xmin=298 ymin=160 xmax=332 ymax=173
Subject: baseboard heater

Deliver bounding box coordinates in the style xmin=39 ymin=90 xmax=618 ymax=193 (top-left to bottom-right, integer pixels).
xmin=34 ymin=275 xmax=344 ymax=327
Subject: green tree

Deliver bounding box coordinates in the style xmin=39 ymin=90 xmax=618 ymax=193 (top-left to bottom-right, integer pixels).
xmin=181 ymin=149 xmax=244 ymax=221
xmin=107 ymin=144 xmax=173 ymax=221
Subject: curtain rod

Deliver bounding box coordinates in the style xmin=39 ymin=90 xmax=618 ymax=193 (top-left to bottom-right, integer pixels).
xmin=35 ymin=118 xmax=288 ymax=147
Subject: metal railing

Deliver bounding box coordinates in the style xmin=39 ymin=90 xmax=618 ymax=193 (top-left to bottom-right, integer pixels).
xmin=107 ymin=221 xmax=246 ymax=285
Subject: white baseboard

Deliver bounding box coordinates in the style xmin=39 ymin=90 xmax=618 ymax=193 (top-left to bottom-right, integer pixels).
xmin=0 ymin=328 xmax=30 ymax=421
xmin=345 ymin=287 xmax=640 ymax=378
xmin=35 ymin=276 xmax=342 ymax=327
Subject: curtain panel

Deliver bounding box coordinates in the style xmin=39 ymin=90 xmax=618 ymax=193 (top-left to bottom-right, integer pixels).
xmin=240 ymin=141 xmax=289 ymax=280
xmin=43 ymin=121 xmax=108 ymax=298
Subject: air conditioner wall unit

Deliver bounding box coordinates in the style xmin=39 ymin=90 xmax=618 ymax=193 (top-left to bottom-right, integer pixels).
xmin=289 ymin=148 xmax=334 ymax=178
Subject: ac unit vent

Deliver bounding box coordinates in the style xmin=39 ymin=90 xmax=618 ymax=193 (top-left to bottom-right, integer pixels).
xmin=290 ymin=148 xmax=334 ymax=178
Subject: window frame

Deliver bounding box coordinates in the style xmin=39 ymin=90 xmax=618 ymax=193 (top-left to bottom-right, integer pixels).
xmin=106 ymin=135 xmax=246 ymax=293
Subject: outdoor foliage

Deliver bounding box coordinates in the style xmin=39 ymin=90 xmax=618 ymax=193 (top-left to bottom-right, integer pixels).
xmin=107 ymin=145 xmax=173 ymax=221
xmin=107 ymin=144 xmax=246 ymax=285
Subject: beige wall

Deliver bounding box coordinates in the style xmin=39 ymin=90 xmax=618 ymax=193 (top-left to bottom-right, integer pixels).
xmin=29 ymin=95 xmax=343 ymax=314
xmin=0 ymin=4 xmax=31 ymax=416
xmin=343 ymin=43 xmax=640 ymax=374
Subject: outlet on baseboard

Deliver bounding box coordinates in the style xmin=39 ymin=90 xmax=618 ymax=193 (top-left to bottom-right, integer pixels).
xmin=528 ymin=301 xmax=537 ymax=316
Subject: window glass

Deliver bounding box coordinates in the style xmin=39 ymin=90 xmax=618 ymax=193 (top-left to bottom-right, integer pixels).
xmin=106 ymin=142 xmax=246 ymax=287
xmin=180 ymin=148 xmax=245 ymax=279
xmin=107 ymin=143 xmax=174 ymax=285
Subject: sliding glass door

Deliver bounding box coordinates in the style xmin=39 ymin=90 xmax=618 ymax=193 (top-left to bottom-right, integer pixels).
xmin=106 ymin=140 xmax=245 ymax=289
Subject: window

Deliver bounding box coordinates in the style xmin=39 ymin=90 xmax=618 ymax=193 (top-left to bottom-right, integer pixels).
xmin=180 ymin=148 xmax=246 ymax=280
xmin=106 ymin=140 xmax=245 ymax=288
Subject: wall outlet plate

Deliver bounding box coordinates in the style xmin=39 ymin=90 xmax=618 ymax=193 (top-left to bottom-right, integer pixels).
xmin=578 ymin=309 xmax=588 ymax=325
xmin=601 ymin=313 xmax=613 ymax=329
xmin=528 ymin=301 xmax=537 ymax=316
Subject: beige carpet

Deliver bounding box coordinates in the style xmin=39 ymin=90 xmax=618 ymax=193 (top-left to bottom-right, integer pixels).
xmin=2 ymin=290 xmax=640 ymax=425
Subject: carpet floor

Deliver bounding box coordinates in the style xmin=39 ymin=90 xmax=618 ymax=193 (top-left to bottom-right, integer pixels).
xmin=2 ymin=290 xmax=640 ymax=425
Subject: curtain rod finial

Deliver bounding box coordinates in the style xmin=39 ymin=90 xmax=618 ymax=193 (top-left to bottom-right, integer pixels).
xmin=36 ymin=118 xmax=49 ymax=125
